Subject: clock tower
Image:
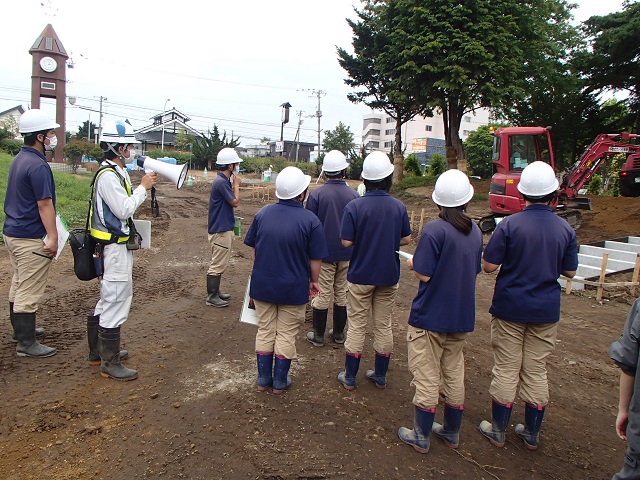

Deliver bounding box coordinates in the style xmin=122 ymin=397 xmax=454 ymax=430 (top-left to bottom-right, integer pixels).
xmin=29 ymin=24 xmax=68 ymax=162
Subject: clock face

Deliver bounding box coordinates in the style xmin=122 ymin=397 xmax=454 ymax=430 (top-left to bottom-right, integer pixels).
xmin=40 ymin=56 xmax=57 ymax=73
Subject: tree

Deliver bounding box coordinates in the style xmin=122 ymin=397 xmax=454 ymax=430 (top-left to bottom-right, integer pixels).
xmin=63 ymin=140 xmax=103 ymax=173
xmin=338 ymin=2 xmax=432 ymax=183
xmin=0 ymin=115 xmax=18 ymax=138
xmin=174 ymin=131 xmax=196 ymax=151
xmin=383 ymin=0 xmax=579 ymax=170
xmin=464 ymin=125 xmax=497 ymax=179
xmin=322 ymin=122 xmax=356 ymax=154
xmin=76 ymin=120 xmax=97 ymax=142
xmin=191 ymin=125 xmax=240 ymax=170
xmin=578 ymin=2 xmax=640 ymax=133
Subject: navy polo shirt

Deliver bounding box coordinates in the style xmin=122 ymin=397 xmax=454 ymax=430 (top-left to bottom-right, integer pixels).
xmin=341 ymin=191 xmax=412 ymax=286
xmin=244 ymin=200 xmax=328 ymax=305
xmin=3 ymin=146 xmax=56 ymax=239
xmin=306 ymin=179 xmax=359 ymax=262
xmin=409 ymin=219 xmax=483 ymax=332
xmin=483 ymin=204 xmax=579 ymax=324
xmin=208 ymin=172 xmax=236 ymax=234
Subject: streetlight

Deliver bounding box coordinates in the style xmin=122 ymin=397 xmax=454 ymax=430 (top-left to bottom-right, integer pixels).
xmin=161 ymin=98 xmax=170 ymax=151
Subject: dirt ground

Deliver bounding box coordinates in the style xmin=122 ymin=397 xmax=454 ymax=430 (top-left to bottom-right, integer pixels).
xmin=0 ymin=174 xmax=639 ymax=480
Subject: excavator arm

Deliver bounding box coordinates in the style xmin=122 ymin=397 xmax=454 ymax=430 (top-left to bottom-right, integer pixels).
xmin=559 ymin=133 xmax=640 ymax=206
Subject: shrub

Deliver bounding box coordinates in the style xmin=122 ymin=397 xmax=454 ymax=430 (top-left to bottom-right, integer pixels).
xmin=587 ymin=174 xmax=602 ymax=194
xmin=429 ymin=154 xmax=446 ymax=176
xmin=404 ymin=154 xmax=422 ymax=177
xmin=0 ymin=139 xmax=23 ymax=155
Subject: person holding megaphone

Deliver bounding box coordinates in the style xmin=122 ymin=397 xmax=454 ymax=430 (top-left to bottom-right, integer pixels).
xmin=86 ymin=119 xmax=157 ymax=381
xmin=205 ymin=147 xmax=243 ymax=308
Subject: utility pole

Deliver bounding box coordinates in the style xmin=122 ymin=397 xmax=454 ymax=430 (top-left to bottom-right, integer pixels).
xmin=96 ymin=95 xmax=107 ymax=143
xmin=294 ymin=110 xmax=304 ymax=162
xmin=306 ymin=89 xmax=325 ymax=158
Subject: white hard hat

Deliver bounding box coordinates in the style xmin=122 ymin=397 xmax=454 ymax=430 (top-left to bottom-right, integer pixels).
xmin=431 ymin=169 xmax=474 ymax=207
xmin=362 ymin=151 xmax=394 ymax=180
xmin=276 ymin=166 xmax=311 ymax=200
xmin=216 ymin=147 xmax=243 ymax=165
xmin=517 ymin=161 xmax=558 ymax=197
xmin=19 ymin=109 xmax=59 ymax=134
xmin=99 ymin=119 xmax=139 ymax=145
xmin=322 ymin=150 xmax=348 ymax=173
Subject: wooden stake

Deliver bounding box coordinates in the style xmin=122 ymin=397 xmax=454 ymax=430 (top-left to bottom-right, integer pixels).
xmin=410 ymin=211 xmax=415 ymax=231
xmin=565 ymin=278 xmax=572 ymax=295
xmin=419 ymin=208 xmax=425 ymax=234
xmin=596 ymin=253 xmax=609 ymax=302
xmin=632 ymin=254 xmax=640 ymax=296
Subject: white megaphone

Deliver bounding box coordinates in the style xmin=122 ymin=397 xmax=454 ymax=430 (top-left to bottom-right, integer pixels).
xmin=137 ymin=157 xmax=189 ymax=189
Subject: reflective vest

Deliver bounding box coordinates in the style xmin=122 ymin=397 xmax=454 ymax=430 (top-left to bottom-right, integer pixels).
xmin=89 ymin=164 xmax=133 ymax=244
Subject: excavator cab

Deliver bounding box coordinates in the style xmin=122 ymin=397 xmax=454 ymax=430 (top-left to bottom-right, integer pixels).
xmin=619 ymin=152 xmax=640 ymax=197
xmin=488 ymin=127 xmax=554 ymax=217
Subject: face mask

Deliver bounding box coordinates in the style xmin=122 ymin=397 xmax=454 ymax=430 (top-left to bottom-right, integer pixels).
xmin=44 ymin=134 xmax=57 ymax=151
xmin=125 ymin=148 xmax=136 ymax=164
xmin=234 ymin=164 xmax=240 ymax=175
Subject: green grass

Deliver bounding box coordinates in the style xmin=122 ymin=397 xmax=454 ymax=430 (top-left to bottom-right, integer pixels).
xmin=0 ymin=152 xmax=94 ymax=240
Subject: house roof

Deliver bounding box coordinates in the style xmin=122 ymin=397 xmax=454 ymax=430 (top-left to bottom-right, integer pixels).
xmin=136 ymin=118 xmax=203 ymax=138
xmin=0 ymin=105 xmax=25 ymax=117
xmin=151 ymin=108 xmax=191 ymax=123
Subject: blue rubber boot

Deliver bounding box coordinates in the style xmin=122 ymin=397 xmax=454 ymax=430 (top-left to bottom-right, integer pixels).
xmin=515 ymin=403 xmax=545 ymax=450
xmin=432 ymin=404 xmax=464 ymax=448
xmin=337 ymin=353 xmax=361 ymax=391
xmin=365 ymin=352 xmax=391 ymax=389
xmin=398 ymin=406 xmax=436 ymax=454
xmin=272 ymin=355 xmax=292 ymax=394
xmin=256 ymin=352 xmax=273 ymax=392
xmin=479 ymin=401 xmax=513 ymax=447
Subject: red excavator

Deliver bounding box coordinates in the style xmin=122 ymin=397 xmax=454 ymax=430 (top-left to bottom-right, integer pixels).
xmin=478 ymin=127 xmax=640 ymax=232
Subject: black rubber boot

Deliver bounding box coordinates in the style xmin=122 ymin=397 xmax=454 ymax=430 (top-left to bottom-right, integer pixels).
xmin=329 ymin=304 xmax=347 ymax=344
xmin=306 ymin=308 xmax=328 ymax=346
xmin=218 ymin=275 xmax=231 ymax=301
xmin=515 ymin=403 xmax=545 ymax=450
xmin=206 ymin=275 xmax=229 ymax=308
xmin=13 ymin=312 xmax=56 ymax=358
xmin=10 ymin=302 xmax=45 ymax=342
xmin=98 ymin=326 xmax=137 ymax=381
xmin=88 ymin=315 xmax=128 ymax=365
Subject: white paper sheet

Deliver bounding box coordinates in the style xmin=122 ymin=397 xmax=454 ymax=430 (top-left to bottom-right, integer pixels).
xmin=240 ymin=276 xmax=258 ymax=326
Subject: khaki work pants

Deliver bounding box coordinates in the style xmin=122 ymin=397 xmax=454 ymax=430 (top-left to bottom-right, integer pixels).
xmin=407 ymin=325 xmax=468 ymax=409
xmin=311 ymin=260 xmax=350 ymax=310
xmin=5 ymin=236 xmax=53 ymax=313
xmin=489 ymin=317 xmax=557 ymax=406
xmin=254 ymin=301 xmax=306 ymax=359
xmin=344 ymin=282 xmax=398 ymax=355
xmin=207 ymin=230 xmax=233 ymax=276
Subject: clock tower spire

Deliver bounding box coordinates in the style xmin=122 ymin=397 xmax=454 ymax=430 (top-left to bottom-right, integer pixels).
xmin=29 ymin=24 xmax=68 ymax=162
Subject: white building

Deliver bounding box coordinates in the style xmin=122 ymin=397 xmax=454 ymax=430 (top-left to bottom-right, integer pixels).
xmin=362 ymin=108 xmax=490 ymax=160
